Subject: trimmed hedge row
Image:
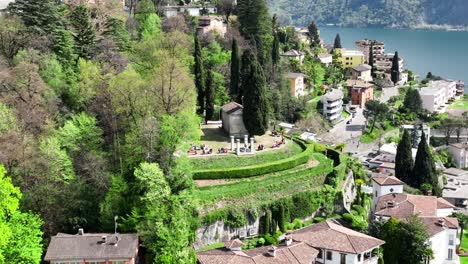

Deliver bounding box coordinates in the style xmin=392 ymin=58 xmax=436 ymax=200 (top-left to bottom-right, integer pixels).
xmin=193 ymin=138 xmax=315 ymax=180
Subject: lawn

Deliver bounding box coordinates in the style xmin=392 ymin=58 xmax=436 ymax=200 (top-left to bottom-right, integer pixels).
xmin=360 ymin=121 xmax=397 ymax=144
xmin=461 ymin=257 xmax=468 ymax=264
xmin=459 ymin=232 xmax=468 ymax=252
xmin=450 ymin=99 xmax=468 ymax=110
xmin=190 ymin=140 xmax=303 ymax=170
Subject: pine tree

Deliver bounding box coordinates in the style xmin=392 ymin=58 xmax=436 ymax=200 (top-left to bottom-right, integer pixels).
xmin=239 ymin=49 xmax=253 ymax=103
xmin=333 ymin=34 xmax=342 ymax=49
xmin=271 ymin=33 xmax=280 ymax=66
xmin=395 ymin=129 xmax=414 ymax=183
xmin=194 ymin=35 xmax=205 ymax=115
xmin=135 ymin=0 xmax=156 ymax=22
xmin=242 ymin=49 xmax=269 ymax=136
xmin=8 ymin=0 xmax=64 ymax=35
xmin=230 ymin=38 xmax=240 ymax=101
xmin=237 ymin=0 xmax=272 ymax=38
xmin=412 ymin=131 xmax=440 ymax=195
xmin=402 ymin=88 xmax=423 ymax=113
xmin=70 ymin=5 xmax=96 ymax=59
xmin=369 ymin=43 xmax=375 ymax=77
xmin=103 ymin=17 xmax=132 ymax=52
xmin=52 ymin=29 xmax=77 ymax=67
xmin=205 ymin=70 xmax=215 ymax=123
xmin=391 ymin=51 xmax=400 ymax=85
xmin=307 ymin=21 xmax=320 ymax=46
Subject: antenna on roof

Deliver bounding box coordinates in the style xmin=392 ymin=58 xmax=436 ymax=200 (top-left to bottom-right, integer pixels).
xmin=114 ymin=215 xmax=119 ymax=234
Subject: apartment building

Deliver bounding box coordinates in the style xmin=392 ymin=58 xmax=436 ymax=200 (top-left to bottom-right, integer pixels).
xmin=335 ymin=49 xmax=365 ymax=68
xmin=321 ymin=89 xmax=344 ymax=124
xmin=420 ymin=80 xmax=458 ymax=113
xmin=355 ymin=39 xmax=385 ymax=64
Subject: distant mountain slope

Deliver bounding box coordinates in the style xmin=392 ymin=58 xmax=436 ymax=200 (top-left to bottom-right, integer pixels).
xmin=267 ymin=0 xmax=468 ymax=28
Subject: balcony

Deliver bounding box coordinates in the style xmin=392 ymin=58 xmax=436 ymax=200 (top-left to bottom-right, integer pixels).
xmin=325 ymin=106 xmax=342 ymax=114
xmin=326 ymin=100 xmax=342 ymax=108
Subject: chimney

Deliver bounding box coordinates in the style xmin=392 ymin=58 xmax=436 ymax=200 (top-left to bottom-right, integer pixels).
xmin=101 ymin=235 xmax=107 ymax=244
xmin=437 ymin=219 xmax=445 ymax=227
xmin=78 ymin=228 xmax=84 ymax=236
xmin=268 ymin=246 xmax=277 ymax=257
xmin=387 ymin=201 xmax=395 ymax=208
xmin=284 ymin=232 xmax=293 ymax=246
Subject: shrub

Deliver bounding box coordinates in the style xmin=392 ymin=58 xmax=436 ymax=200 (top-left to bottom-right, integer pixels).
xmin=292 ymin=218 xmax=303 ymax=229
xmin=313 ymin=217 xmax=325 ymax=223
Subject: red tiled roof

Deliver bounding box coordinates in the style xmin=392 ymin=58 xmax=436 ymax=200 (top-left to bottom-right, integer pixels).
xmin=372 ymin=175 xmax=403 ymax=186
xmin=224 ymin=239 xmax=243 ymax=248
xmin=375 ymin=194 xmax=454 ymax=219
xmin=419 ymin=217 xmax=459 ymax=237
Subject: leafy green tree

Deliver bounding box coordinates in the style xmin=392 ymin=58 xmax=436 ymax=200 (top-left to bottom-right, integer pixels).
xmin=391 ymin=51 xmax=400 ymax=84
xmin=364 ymin=100 xmax=389 ymax=133
xmin=230 ymin=38 xmax=241 ymax=101
xmin=69 ymin=5 xmax=96 ymax=59
xmin=453 ymin=213 xmax=468 ymax=246
xmin=194 ymin=35 xmax=206 ymax=115
xmin=402 ymin=88 xmax=422 ymax=113
xmin=333 ymin=34 xmax=342 ymax=49
xmin=205 ymin=70 xmax=215 ymax=123
xmin=237 ymin=0 xmax=272 ymax=38
xmin=52 ymin=29 xmax=78 ymax=67
xmin=395 ymin=129 xmax=414 ymax=182
xmin=140 ymin=14 xmax=161 ymax=41
xmin=412 ymin=131 xmax=440 ymax=195
xmin=135 ymin=0 xmax=156 ymax=22
xmin=303 ymin=56 xmax=325 ymax=88
xmin=103 ymin=17 xmax=132 ymax=51
xmin=242 ymin=50 xmax=269 ymax=135
xmin=8 ymin=0 xmax=64 ymax=35
xmin=307 ymin=21 xmax=320 ymax=46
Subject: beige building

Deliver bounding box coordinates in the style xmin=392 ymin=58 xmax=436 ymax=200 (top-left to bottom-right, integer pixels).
xmin=318 ymin=53 xmax=333 ymax=67
xmin=374 ymin=53 xmax=405 ymax=79
xmin=351 ymin=64 xmax=373 ymax=82
xmin=355 ymin=39 xmax=385 ymax=64
xmin=448 ymin=142 xmax=468 ymax=168
xmin=196 ymin=16 xmax=226 ymax=37
xmin=420 ymin=80 xmax=458 ymax=113
xmin=286 ymin=73 xmax=306 ymax=97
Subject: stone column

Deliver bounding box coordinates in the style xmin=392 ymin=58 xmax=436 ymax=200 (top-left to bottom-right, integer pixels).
xmin=230 ymin=136 xmax=235 ymax=151
xmin=236 ymin=139 xmax=241 ymax=155
xmin=250 ymin=138 xmax=255 ymax=154
xmin=244 ymin=135 xmax=248 ymax=147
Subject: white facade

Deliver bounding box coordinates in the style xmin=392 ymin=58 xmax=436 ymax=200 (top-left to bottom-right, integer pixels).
xmin=420 ymin=80 xmax=458 ymax=113
xmin=429 ymin=227 xmax=459 ymax=264
xmin=316 ymin=248 xmax=379 ymax=264
xmin=448 ymin=143 xmax=468 ymax=168
xmin=321 ymin=89 xmax=344 ymax=124
xmin=318 ymin=54 xmax=333 ymax=67
xmin=372 ymin=181 xmax=403 ymax=210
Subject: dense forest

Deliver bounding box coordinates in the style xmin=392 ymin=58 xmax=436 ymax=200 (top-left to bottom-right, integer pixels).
xmin=267 ymin=0 xmax=468 ymax=28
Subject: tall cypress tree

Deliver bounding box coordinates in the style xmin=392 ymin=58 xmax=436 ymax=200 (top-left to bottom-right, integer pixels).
xmin=402 ymin=88 xmax=423 ymax=113
xmin=369 ymin=43 xmax=375 ymax=77
xmin=412 ymin=131 xmax=440 ymax=195
xmin=242 ymin=50 xmax=269 ymax=136
xmin=70 ymin=5 xmax=96 ymax=59
xmin=194 ymin=35 xmax=206 ymax=115
xmin=395 ymin=129 xmax=414 ymax=183
xmin=230 ymin=38 xmax=241 ymax=102
xmin=205 ymin=70 xmax=215 ymax=123
xmin=307 ymin=21 xmax=320 ymax=46
xmin=391 ymin=51 xmax=400 ymax=85
xmin=239 ymin=49 xmax=253 ymax=103
xmin=237 ymin=0 xmax=272 ymax=38
xmin=271 ymin=33 xmax=280 ymax=66
xmin=333 ymin=34 xmax=342 ymax=49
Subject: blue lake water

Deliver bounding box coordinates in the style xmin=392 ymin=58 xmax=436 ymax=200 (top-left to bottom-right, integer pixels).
xmin=319 ymin=26 xmax=468 ymax=93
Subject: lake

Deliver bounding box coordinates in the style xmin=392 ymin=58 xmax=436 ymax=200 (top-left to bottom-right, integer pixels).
xmin=319 ymin=26 xmax=468 ymax=93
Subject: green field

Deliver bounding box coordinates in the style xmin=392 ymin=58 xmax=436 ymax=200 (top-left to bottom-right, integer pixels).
xmin=450 ymin=99 xmax=468 ymax=110
xmin=461 ymin=257 xmax=468 ymax=264
xmin=190 ymin=141 xmax=303 ymax=170
xmin=192 ymin=153 xmax=333 ymax=212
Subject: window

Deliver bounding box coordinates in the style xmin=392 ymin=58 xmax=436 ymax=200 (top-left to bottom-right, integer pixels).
xmin=358 ymin=254 xmax=362 ymax=261
xmin=326 ymin=251 xmax=333 ymax=260
xmin=449 ymin=234 xmax=454 ymax=246
xmin=375 ymin=191 xmax=378 ymax=197
xmin=390 ymin=188 xmax=394 ymax=192
xmin=448 ymin=249 xmax=453 ymax=260
xmin=317 ymin=249 xmax=323 ymax=259
xmin=340 ymin=253 xmax=346 ymax=264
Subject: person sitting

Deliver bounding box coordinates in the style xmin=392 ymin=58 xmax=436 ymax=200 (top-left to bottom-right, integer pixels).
xmin=208 ymin=148 xmax=213 ymax=154
xmin=272 ymin=130 xmax=278 ymax=136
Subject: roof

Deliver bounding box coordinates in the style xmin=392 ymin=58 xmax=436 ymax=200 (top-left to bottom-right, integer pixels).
xmin=224 ymin=239 xmax=243 ymax=248
xmin=340 ymin=49 xmax=364 ymax=56
xmin=419 ymin=217 xmax=459 ymax=237
xmin=321 ymin=89 xmax=343 ymax=101
xmin=221 ymin=102 xmax=243 ymax=114
xmin=372 ymin=175 xmax=403 ymax=186
xmin=282 ymin=49 xmax=304 ymax=57
xmin=197 ymin=241 xmax=318 ymax=264
xmin=44 ymin=232 xmax=138 ymax=261
xmin=449 ymin=142 xmax=468 ymax=150
xmin=345 ymin=80 xmax=373 ymax=88
xmin=286 ymin=73 xmax=305 ymax=79
xmin=374 ymin=193 xmax=454 ymax=219
xmin=318 ymin=53 xmax=332 ymax=59
xmin=444 ymin=168 xmax=468 ymax=177
xmin=352 ymin=64 xmax=372 ymax=72
xmin=291 ymin=220 xmax=384 ymax=254
xmin=443 ymin=168 xmax=468 ymax=200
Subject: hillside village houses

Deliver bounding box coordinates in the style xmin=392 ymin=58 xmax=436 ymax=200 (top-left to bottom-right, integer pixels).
xmin=351 ymin=64 xmax=373 ymax=82
xmin=281 ymin=49 xmax=305 ymax=64
xmin=345 ymin=80 xmax=374 ymax=108
xmin=318 ymin=53 xmax=333 ymax=67
xmin=420 ymin=80 xmax=459 ymax=113
xmin=286 ymin=72 xmax=306 ymax=97
xmin=320 ymin=89 xmax=344 ymax=124
xmin=448 ymin=142 xmax=468 ymax=169
xmin=335 ymin=49 xmax=365 ymax=68
xmin=198 ymin=220 xmax=385 ymax=264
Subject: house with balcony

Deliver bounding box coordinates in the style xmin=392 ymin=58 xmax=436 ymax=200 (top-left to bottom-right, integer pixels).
xmin=420 ymin=80 xmax=458 ymax=113
xmin=373 ymin=53 xmax=405 ymax=81
xmin=355 ymin=39 xmax=385 ymax=64
xmin=320 ymin=89 xmax=344 ymax=124
xmin=44 ymin=229 xmax=139 ymax=264
xmin=456 ymin=81 xmax=465 ymax=96
xmin=448 ymin=142 xmax=468 ymax=168
xmin=286 ymin=72 xmax=306 ymax=97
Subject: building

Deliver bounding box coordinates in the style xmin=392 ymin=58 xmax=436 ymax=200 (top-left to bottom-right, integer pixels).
xmin=442 ymin=168 xmax=468 ymax=208
xmin=281 ymin=49 xmax=305 ymax=64
xmin=371 ymin=174 xmax=404 ymax=209
xmin=420 ymin=80 xmax=458 ymax=113
xmin=221 ymin=102 xmax=248 ymax=138
xmin=448 ymin=142 xmax=468 ymax=168
xmin=351 ymin=64 xmax=373 ymax=82
xmin=286 ymin=73 xmax=306 ymax=97
xmin=355 ymin=39 xmax=385 ymax=64
xmin=368 ymin=154 xmax=396 ymax=175
xmin=296 ymin=27 xmax=310 ymax=44
xmin=456 ymin=81 xmax=465 ymax=97
xmin=320 ymin=89 xmax=344 ymax=124
xmin=44 ymin=229 xmax=139 ymax=264
xmin=373 ymin=53 xmax=405 ymax=80
xmin=400 ymin=123 xmax=431 ymax=148
xmin=335 ymin=49 xmax=365 ymax=68
xmin=161 ymin=4 xmax=216 ymax=18
xmin=345 ymin=80 xmax=374 ymax=108
xmin=318 ymin=53 xmax=333 ymax=67
xmin=196 ymin=16 xmax=226 ymax=37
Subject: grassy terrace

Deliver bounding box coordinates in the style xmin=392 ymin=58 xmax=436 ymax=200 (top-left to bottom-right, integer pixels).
xmin=450 ymin=98 xmax=468 ymax=110
xmin=192 ymin=153 xmax=333 ymax=212
xmin=190 ymin=141 xmax=303 ymax=170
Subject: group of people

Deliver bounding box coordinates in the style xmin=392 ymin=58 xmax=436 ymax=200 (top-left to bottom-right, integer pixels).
xmin=188 ymin=144 xmax=213 ymax=155
xmin=272 ymin=137 xmax=286 ymax=148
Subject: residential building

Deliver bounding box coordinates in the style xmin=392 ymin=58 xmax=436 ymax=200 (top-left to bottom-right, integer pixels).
xmin=400 ymin=123 xmax=431 ymax=148
xmin=161 ymin=4 xmax=216 ymax=18
xmin=355 ymin=39 xmax=385 ymax=64
xmin=346 ymin=80 xmax=374 ymax=107
xmin=286 ymin=73 xmax=306 ymax=97
xmin=448 ymin=142 xmax=468 ymax=168
xmin=371 ymin=174 xmax=403 ymax=210
xmin=221 ymin=102 xmax=248 ymax=137
xmin=196 ymin=16 xmax=226 ymax=37
xmin=281 ymin=49 xmax=305 ymax=64
xmin=373 ymin=53 xmax=405 ymax=80
xmin=368 ymin=154 xmax=396 ymax=175
xmin=320 ymin=89 xmax=343 ymax=124
xmin=420 ymin=80 xmax=458 ymax=113
xmin=442 ymin=168 xmax=468 ymax=208
xmin=296 ymin=27 xmax=310 ymax=44
xmin=351 ymin=64 xmax=373 ymax=82
xmin=335 ymin=49 xmax=365 ymax=68
xmin=44 ymin=229 xmax=139 ymax=264
xmin=318 ymin=53 xmax=333 ymax=67
xmin=456 ymin=81 xmax=465 ymax=97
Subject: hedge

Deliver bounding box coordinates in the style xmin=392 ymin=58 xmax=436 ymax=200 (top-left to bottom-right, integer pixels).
xmin=193 ymin=138 xmax=315 ymax=179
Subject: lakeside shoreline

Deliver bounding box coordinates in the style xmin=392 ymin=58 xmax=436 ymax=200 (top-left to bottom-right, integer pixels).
xmin=317 ymin=23 xmax=468 ymax=32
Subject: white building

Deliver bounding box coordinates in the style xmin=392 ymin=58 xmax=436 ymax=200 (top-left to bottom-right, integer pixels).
xmin=196 ymin=16 xmax=226 ymax=37
xmin=448 ymin=142 xmax=468 ymax=168
xmin=442 ymin=168 xmax=468 ymax=208
xmin=161 ymin=5 xmax=216 ymax=18
xmin=318 ymin=53 xmax=333 ymax=67
xmin=420 ymin=80 xmax=458 ymax=113
xmin=321 ymin=89 xmax=344 ymax=124
xmin=371 ymin=174 xmax=404 ymax=210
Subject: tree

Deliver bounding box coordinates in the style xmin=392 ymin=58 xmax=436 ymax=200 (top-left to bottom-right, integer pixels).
xmin=205 ymin=70 xmax=215 ymax=123
xmin=216 ymin=0 xmax=235 ymax=23
xmin=369 ymin=43 xmax=375 ymax=76
xmin=395 ymin=129 xmax=414 ymax=182
xmin=453 ymin=213 xmax=468 ymax=246
xmin=135 ymin=0 xmax=156 ymax=22
xmin=237 ymin=0 xmax=272 ymax=38
xmin=271 ymin=33 xmax=280 ymax=67
xmin=364 ymin=100 xmax=389 ymax=133
xmin=0 ymin=17 xmax=28 ymax=65
xmin=412 ymin=131 xmax=440 ymax=195
xmin=52 ymin=29 xmax=78 ymax=67
xmin=193 ymin=35 xmax=205 ymax=115
xmin=140 ymin=13 xmax=161 ymax=40
xmin=103 ymin=17 xmax=132 ymax=51
xmin=69 ymin=5 xmax=96 ymax=59
xmin=391 ymin=51 xmax=400 ymax=85
xmin=242 ymin=50 xmax=269 ymax=135
xmin=333 ymin=34 xmax=342 ymax=49
xmin=8 ymin=0 xmax=64 ymax=35
xmin=230 ymin=38 xmax=240 ymax=101
xmin=402 ymin=88 xmax=422 ymax=113
xmin=307 ymin=21 xmax=320 ymax=46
